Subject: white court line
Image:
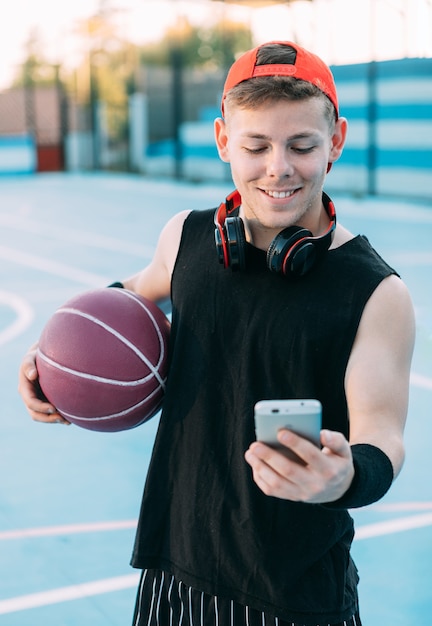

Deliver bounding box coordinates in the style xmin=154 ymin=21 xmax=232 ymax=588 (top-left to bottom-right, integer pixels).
xmin=372 ymin=501 xmax=432 ymax=512
xmin=410 ymin=372 xmax=432 ymax=390
xmin=355 ymin=511 xmax=432 ymax=540
xmin=0 ymin=574 xmax=140 ymax=615
xmin=0 ymin=245 xmax=108 ymax=286
xmin=0 ymin=213 xmax=154 ymax=259
xmin=0 ymin=290 xmax=34 ymax=346
xmin=0 ymin=512 xmax=431 ymax=614
xmin=0 ymin=520 xmax=137 ymax=541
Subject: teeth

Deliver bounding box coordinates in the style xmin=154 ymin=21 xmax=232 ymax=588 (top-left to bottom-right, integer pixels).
xmin=266 ymin=190 xmax=295 ymax=198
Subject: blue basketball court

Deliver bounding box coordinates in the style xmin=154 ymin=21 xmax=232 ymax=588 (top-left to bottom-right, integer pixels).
xmin=0 ymin=173 xmax=431 ymax=625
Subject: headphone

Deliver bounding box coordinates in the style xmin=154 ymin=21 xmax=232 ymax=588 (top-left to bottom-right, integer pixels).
xmin=214 ymin=190 xmax=336 ymax=277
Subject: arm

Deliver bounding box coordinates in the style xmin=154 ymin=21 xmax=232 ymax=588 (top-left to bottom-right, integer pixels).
xmin=344 ymin=274 xmax=415 ymax=476
xmin=245 ymin=274 xmax=416 ymax=504
xmin=17 ymin=210 xmax=191 ymax=424
xmin=123 ymin=210 xmax=190 ymax=302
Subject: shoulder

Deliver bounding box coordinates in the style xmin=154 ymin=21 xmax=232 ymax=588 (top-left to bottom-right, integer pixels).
xmin=366 ymin=274 xmax=414 ymax=327
xmin=355 ymin=274 xmax=415 ymax=360
xmin=161 ymin=209 xmax=192 ymax=239
xmin=329 ymin=225 xmax=415 ymax=352
xmin=160 ymin=208 xmax=214 ymax=241
xmin=159 ymin=207 xmax=215 ymax=253
xmin=157 ymin=210 xmax=192 ymax=276
xmin=330 ymin=227 xmax=398 ymax=284
xmin=158 ymin=209 xmax=194 ymax=252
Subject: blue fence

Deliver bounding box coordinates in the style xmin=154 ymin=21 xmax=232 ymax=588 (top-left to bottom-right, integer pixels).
xmin=2 ymin=58 xmax=431 ymax=201
xmin=0 ymin=135 xmax=37 ymax=175
xmin=328 ymin=57 xmax=432 ymax=199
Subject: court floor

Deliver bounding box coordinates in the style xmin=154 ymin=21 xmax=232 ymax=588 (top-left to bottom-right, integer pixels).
xmin=0 ymin=172 xmax=431 ymax=625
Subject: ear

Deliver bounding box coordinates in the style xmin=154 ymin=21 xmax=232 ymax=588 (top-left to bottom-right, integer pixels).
xmin=214 ymin=117 xmax=230 ymax=163
xmin=328 ymin=116 xmax=348 ymax=165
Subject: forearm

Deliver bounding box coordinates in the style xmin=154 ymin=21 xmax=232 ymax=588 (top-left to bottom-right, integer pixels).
xmin=322 ymin=443 xmax=395 ymax=510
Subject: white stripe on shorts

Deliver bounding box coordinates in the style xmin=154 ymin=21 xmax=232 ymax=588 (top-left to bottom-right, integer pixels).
xmin=146 ymin=575 xmax=157 ymax=626
xmin=134 ymin=569 xmax=148 ymax=626
xmin=134 ymin=569 xmax=360 ymax=626
xmin=178 ymin=581 xmax=184 ymax=625
xmin=156 ymin=572 xmax=164 ymax=626
xmin=168 ymin=575 xmax=175 ymax=626
xmin=189 ymin=586 xmax=193 ymax=626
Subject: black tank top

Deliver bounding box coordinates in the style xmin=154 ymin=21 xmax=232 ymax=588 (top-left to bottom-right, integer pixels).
xmin=131 ymin=207 xmax=397 ymax=625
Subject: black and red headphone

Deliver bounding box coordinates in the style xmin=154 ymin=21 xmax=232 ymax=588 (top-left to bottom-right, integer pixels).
xmin=214 ymin=190 xmax=336 ymax=277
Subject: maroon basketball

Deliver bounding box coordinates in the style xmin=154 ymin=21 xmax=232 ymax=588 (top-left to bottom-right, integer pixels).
xmin=36 ymin=288 xmax=170 ymax=432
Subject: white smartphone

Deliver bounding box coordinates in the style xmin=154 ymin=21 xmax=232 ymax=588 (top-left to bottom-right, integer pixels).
xmin=254 ymin=399 xmax=322 ymax=462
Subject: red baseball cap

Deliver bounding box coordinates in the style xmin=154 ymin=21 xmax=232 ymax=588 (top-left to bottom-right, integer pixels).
xmin=221 ymin=40 xmax=338 ymax=118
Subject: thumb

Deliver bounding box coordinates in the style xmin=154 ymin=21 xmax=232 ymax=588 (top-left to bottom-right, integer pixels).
xmin=320 ymin=429 xmax=351 ymax=458
xmin=26 ymin=365 xmax=38 ymax=380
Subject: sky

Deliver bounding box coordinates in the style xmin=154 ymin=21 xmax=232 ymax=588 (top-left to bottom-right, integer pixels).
xmin=0 ymin=0 xmax=431 ymax=90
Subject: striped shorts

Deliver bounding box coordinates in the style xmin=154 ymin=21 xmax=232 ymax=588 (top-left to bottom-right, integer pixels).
xmin=132 ymin=569 xmax=362 ymax=626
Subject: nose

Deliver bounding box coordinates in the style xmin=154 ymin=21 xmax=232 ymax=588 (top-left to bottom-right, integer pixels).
xmin=266 ymin=146 xmax=294 ymax=178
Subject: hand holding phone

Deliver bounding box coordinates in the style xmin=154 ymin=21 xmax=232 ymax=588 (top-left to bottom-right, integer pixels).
xmin=254 ymin=399 xmax=322 ymax=463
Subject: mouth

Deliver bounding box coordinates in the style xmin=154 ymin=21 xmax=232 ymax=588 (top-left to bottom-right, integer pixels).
xmin=263 ymin=188 xmax=299 ymax=199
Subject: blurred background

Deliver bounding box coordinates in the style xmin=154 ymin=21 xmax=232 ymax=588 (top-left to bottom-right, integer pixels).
xmin=0 ymin=0 xmax=431 ymax=198
xmin=1 ymin=2 xmax=431 ymax=624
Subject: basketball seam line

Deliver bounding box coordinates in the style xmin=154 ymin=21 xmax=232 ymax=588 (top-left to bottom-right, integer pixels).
xmin=50 ymin=306 xmax=166 ymax=389
xmin=37 ymin=349 xmax=165 ymax=387
xmin=58 ymin=388 xmax=163 ymax=422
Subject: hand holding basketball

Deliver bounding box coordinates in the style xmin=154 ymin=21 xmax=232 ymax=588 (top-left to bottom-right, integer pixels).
xmin=18 ymin=342 xmax=69 ymax=424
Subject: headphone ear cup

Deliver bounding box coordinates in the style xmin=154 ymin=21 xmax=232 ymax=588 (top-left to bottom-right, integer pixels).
xmin=214 ymin=224 xmax=228 ymax=267
xmin=267 ymin=226 xmax=311 ymax=274
xmin=225 ymin=217 xmax=246 ymax=271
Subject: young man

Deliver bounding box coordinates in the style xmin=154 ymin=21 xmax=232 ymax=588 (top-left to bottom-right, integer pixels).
xmin=19 ymin=42 xmax=415 ymax=625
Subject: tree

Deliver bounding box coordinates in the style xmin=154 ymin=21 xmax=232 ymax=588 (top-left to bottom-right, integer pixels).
xmin=13 ymin=28 xmax=58 ymax=88
xmin=139 ymin=17 xmax=252 ymax=70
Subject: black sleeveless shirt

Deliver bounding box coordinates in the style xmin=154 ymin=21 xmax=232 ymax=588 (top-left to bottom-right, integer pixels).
xmin=131 ymin=207 xmax=397 ymax=625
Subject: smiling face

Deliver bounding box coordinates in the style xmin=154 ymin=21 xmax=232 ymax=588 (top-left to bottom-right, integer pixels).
xmin=215 ymin=96 xmax=347 ymax=250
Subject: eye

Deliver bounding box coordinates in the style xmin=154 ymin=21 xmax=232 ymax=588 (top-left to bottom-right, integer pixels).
xmin=244 ymin=146 xmax=267 ymax=154
xmin=292 ymin=145 xmax=315 ymax=154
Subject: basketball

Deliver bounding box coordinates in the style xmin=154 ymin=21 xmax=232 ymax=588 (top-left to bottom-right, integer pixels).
xmin=35 ymin=288 xmax=170 ymax=432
